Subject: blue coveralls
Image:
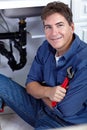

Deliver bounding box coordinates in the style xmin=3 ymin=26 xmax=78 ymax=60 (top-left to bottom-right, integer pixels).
xmin=0 ymin=34 xmax=87 ymax=130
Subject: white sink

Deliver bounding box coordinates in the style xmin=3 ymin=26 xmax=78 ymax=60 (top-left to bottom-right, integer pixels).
xmin=2 ymin=6 xmax=44 ymax=18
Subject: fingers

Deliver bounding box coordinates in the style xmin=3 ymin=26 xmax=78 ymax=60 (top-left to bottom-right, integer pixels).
xmin=56 ymin=86 xmax=66 ymax=102
xmin=53 ymin=91 xmax=66 ymax=102
xmin=49 ymin=86 xmax=66 ymax=102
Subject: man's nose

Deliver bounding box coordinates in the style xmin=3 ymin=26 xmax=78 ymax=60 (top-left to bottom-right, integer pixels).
xmin=51 ymin=27 xmax=58 ymax=35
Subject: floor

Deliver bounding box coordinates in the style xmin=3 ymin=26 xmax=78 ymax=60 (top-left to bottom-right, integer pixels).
xmin=0 ymin=107 xmax=87 ymax=130
xmin=0 ymin=106 xmax=34 ymax=130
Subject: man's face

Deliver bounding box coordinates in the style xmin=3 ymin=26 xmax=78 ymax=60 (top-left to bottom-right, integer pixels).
xmin=43 ymin=13 xmax=74 ymax=55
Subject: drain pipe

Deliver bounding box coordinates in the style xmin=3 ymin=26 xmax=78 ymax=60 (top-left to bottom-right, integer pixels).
xmin=0 ymin=19 xmax=27 ymax=71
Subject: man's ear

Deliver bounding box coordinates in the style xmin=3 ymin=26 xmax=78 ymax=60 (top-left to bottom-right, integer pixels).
xmin=70 ymin=23 xmax=74 ymax=33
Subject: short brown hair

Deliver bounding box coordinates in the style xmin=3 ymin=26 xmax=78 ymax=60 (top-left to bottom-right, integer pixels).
xmin=41 ymin=1 xmax=73 ymax=25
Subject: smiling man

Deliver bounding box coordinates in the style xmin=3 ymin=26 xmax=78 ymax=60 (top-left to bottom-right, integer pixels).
xmin=0 ymin=1 xmax=87 ymax=130
xmin=43 ymin=13 xmax=74 ymax=56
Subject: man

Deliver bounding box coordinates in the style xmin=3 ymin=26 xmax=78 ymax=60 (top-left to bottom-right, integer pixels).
xmin=0 ymin=1 xmax=87 ymax=130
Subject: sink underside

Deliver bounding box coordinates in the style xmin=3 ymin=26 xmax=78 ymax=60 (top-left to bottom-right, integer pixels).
xmin=2 ymin=6 xmax=44 ymax=18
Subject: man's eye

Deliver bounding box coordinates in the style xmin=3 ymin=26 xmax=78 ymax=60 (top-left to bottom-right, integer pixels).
xmin=45 ymin=26 xmax=51 ymax=30
xmin=57 ymin=24 xmax=64 ymax=28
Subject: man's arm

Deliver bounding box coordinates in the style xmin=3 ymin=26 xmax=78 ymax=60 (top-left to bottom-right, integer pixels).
xmin=26 ymin=81 xmax=66 ymax=107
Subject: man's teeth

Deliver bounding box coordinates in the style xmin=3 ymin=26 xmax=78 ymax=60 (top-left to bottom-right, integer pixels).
xmin=52 ymin=36 xmax=62 ymax=40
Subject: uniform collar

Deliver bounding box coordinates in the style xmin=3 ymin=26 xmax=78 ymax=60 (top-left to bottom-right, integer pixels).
xmin=47 ymin=34 xmax=80 ymax=61
xmin=63 ymin=34 xmax=81 ymax=61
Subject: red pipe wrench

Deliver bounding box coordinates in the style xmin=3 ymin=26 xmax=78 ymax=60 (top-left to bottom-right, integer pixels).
xmin=52 ymin=66 xmax=74 ymax=107
xmin=0 ymin=100 xmax=4 ymax=112
xmin=0 ymin=105 xmax=4 ymax=112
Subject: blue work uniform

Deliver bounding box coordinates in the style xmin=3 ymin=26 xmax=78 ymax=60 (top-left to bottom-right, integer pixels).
xmin=26 ymin=34 xmax=87 ymax=125
xmin=0 ymin=34 xmax=87 ymax=130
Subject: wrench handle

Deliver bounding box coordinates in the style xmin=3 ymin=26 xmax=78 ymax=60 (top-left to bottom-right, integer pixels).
xmin=51 ymin=77 xmax=69 ymax=107
xmin=0 ymin=105 xmax=4 ymax=112
xmin=61 ymin=77 xmax=69 ymax=88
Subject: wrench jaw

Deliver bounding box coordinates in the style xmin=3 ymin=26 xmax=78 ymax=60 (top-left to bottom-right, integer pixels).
xmin=67 ymin=66 xmax=74 ymax=79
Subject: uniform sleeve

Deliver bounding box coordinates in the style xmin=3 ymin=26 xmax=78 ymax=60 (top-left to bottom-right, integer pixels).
xmin=56 ymin=66 xmax=87 ymax=117
xmin=25 ymin=46 xmax=44 ymax=85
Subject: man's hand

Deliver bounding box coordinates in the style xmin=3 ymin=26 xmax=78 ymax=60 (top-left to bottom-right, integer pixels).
xmin=45 ymin=86 xmax=66 ymax=102
xmin=26 ymin=82 xmax=66 ymax=107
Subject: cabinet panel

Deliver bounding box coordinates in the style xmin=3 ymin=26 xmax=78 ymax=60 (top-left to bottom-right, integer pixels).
xmin=75 ymin=22 xmax=87 ymax=42
xmin=72 ymin=0 xmax=87 ymax=22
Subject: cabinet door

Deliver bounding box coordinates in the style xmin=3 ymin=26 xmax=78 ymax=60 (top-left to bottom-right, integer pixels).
xmin=74 ymin=22 xmax=87 ymax=42
xmin=72 ymin=0 xmax=87 ymax=22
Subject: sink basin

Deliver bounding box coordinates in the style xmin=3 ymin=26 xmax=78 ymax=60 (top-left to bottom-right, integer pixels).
xmin=2 ymin=6 xmax=44 ymax=18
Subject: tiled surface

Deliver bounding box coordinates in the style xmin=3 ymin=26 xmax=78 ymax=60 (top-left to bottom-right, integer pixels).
xmin=0 ymin=107 xmax=34 ymax=130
